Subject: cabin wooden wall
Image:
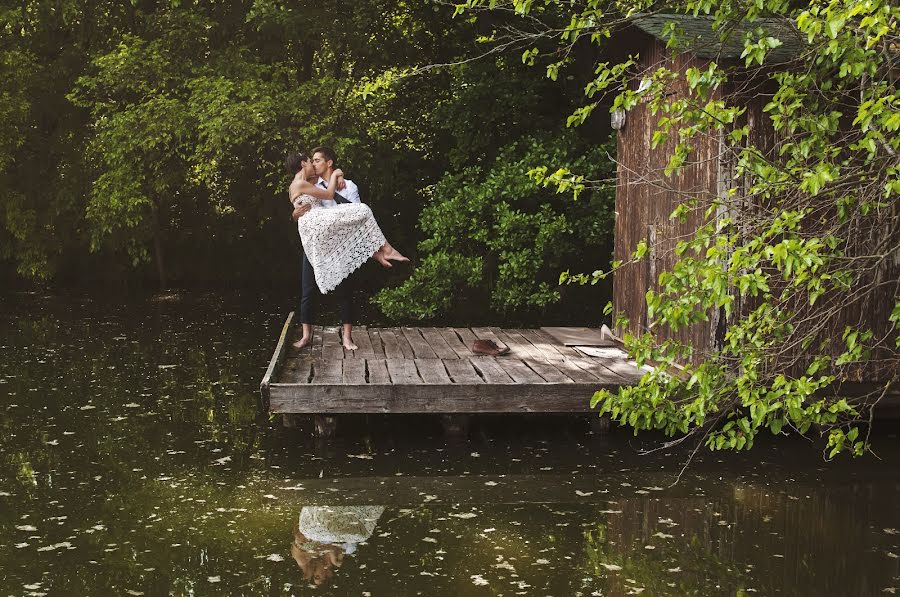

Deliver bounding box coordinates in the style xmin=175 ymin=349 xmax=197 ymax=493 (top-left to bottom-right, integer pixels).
xmin=613 ymin=38 xmax=721 ymax=362
xmin=612 ymin=38 xmax=897 ymax=380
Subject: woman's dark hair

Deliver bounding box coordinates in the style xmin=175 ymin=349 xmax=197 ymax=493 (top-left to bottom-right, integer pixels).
xmin=285 ymin=152 xmax=309 ymax=174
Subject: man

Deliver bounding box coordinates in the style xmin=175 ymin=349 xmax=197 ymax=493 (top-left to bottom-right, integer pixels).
xmin=313 ymin=146 xmax=361 ymax=207
xmin=291 ymin=146 xmax=360 ymax=351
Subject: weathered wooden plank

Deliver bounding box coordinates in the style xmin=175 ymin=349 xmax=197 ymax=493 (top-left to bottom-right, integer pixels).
xmin=308 ymin=325 xmax=324 ymax=361
xmin=366 ymin=359 xmax=391 ymax=385
xmin=342 ymin=358 xmax=367 ymax=384
xmin=279 ymin=356 xmax=301 ymax=383
xmin=378 ymin=329 xmax=404 ymax=359
xmin=280 ymin=357 xmax=314 ymax=384
xmin=493 ymin=328 xmax=547 ymax=362
xmin=524 ymin=359 xmax=575 ymax=383
xmin=352 ymin=326 xmax=376 ymax=357
xmin=419 ymin=328 xmax=459 ymax=359
xmin=469 ymin=356 xmax=515 ymax=384
xmin=390 ymin=328 xmax=416 ymax=359
xmin=322 ymin=326 xmax=345 ymax=360
xmin=439 ymin=328 xmax=473 ymax=359
xmin=552 ymin=358 xmax=606 ymax=383
xmin=260 ymin=312 xmax=294 ymax=405
xmin=517 ymin=331 xmax=608 ymax=383
xmin=443 ymin=359 xmax=484 ymax=384
xmin=570 ymin=356 xmax=629 ymax=384
xmin=516 ymin=329 xmax=568 ymax=361
xmin=494 ymin=357 xmax=546 ymax=383
xmin=368 ymin=329 xmax=386 ymax=358
xmin=310 ymin=359 xmax=343 ymax=385
xmin=415 ymin=359 xmax=452 ymax=384
xmin=401 ymin=327 xmax=438 ymax=359
xmin=269 ymin=382 xmax=608 ymax=413
xmin=471 ymin=327 xmax=510 ymax=353
xmin=524 ymin=329 xmax=584 ymax=359
xmin=453 ymin=328 xmax=480 ymax=354
xmin=575 ymin=347 xmax=644 ymax=381
xmin=541 ymin=326 xmax=617 ymax=347
xmin=386 ymin=359 xmax=421 ymax=384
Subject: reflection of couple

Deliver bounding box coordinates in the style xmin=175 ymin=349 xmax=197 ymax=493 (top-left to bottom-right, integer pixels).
xmin=285 ymin=146 xmax=408 ymax=351
xmin=290 ymin=505 xmax=384 ymax=587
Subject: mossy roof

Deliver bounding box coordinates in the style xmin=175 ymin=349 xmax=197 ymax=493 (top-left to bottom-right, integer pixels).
xmin=630 ymin=13 xmax=804 ymax=63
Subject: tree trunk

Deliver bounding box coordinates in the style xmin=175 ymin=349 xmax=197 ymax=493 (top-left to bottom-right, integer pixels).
xmin=151 ymin=205 xmax=167 ymax=290
xmin=315 ymin=415 xmax=337 ymax=439
xmin=296 ymin=40 xmax=315 ymax=84
xmin=332 ymin=1 xmax=346 ymax=79
xmin=332 ymin=41 xmax=345 ymax=80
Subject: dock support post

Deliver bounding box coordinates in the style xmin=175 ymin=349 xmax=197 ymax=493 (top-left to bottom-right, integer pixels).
xmin=441 ymin=414 xmax=471 ymax=438
xmin=590 ymin=415 xmax=611 ymax=435
xmin=282 ymin=414 xmax=302 ymax=428
xmin=315 ymin=415 xmax=338 ymax=439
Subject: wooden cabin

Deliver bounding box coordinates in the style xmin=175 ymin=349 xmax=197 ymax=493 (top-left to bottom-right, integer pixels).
xmin=611 ymin=15 xmax=897 ymax=380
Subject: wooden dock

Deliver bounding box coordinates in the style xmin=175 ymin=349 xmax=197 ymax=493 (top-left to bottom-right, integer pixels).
xmin=260 ymin=313 xmax=644 ymax=424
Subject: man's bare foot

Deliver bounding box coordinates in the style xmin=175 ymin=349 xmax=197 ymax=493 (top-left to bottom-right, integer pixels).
xmin=292 ymin=335 xmax=313 ymax=350
xmin=374 ymin=250 xmax=392 ymax=268
xmin=342 ymin=339 xmax=359 ymax=351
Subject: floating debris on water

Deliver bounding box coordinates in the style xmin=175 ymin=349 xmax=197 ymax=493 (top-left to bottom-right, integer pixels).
xmin=599 ymin=563 xmax=622 ymax=571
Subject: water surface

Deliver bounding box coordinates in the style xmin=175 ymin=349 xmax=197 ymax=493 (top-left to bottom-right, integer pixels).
xmin=1 ymin=292 xmax=898 ymax=596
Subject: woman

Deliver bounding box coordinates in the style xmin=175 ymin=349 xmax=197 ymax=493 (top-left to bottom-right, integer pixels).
xmin=286 ymin=152 xmax=408 ymax=294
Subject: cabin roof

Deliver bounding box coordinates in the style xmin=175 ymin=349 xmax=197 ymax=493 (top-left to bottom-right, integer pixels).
xmin=630 ymin=13 xmax=804 ymax=63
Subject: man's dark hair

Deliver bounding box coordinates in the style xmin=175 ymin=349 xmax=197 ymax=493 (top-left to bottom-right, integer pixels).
xmin=310 ymin=146 xmax=337 ymax=165
xmin=285 ymin=152 xmax=308 ymax=174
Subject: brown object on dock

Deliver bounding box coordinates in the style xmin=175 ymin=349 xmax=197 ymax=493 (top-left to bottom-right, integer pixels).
xmin=471 ymin=339 xmax=509 ymax=356
xmin=259 ymin=313 xmax=645 ymax=417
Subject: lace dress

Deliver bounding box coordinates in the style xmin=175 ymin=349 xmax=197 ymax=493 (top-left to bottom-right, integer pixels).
xmin=297 ymin=505 xmax=385 ymax=554
xmin=293 ymin=194 xmax=388 ymax=294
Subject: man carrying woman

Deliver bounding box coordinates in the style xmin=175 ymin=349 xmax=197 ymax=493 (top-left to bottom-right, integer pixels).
xmin=286 ymin=147 xmax=407 ymax=351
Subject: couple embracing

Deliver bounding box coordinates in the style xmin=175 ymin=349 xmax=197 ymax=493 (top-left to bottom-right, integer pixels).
xmin=285 ymin=146 xmax=408 ymax=352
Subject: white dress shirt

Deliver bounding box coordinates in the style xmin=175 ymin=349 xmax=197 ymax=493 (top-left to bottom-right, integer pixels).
xmin=317 ymin=176 xmax=361 ymax=208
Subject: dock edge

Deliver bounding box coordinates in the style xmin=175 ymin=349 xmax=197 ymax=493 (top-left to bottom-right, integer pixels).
xmin=259 ymin=311 xmax=294 ymax=411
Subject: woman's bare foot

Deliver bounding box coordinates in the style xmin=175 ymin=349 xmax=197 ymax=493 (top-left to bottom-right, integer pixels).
xmin=342 ymin=338 xmax=359 ymax=351
xmin=292 ymin=335 xmax=313 ymax=350
xmin=374 ymin=250 xmax=392 ymax=268
xmin=384 ymin=249 xmax=409 ymax=263
xmin=381 ymin=242 xmax=409 ymax=263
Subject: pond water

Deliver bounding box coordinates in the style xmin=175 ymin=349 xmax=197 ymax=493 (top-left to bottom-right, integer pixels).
xmin=1 ymin=292 xmax=898 ymax=596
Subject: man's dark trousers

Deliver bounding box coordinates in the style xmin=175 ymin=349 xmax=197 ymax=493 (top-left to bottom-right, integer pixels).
xmin=296 ymin=189 xmax=354 ymax=325
xmin=298 ymin=253 xmax=353 ymax=325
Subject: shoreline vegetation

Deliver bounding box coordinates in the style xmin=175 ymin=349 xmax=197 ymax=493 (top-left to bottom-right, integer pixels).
xmin=2 ymin=0 xmax=897 ymax=457
xmin=0 ymin=1 xmax=614 ymax=326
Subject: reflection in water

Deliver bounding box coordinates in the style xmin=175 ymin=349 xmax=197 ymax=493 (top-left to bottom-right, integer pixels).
xmin=291 ymin=506 xmax=384 ymax=587
xmin=0 ymin=293 xmax=898 ymax=595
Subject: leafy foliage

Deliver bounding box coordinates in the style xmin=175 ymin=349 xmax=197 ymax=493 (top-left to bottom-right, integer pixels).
xmin=374 ymin=134 xmax=615 ymax=319
xmin=0 ymin=0 xmax=611 ymax=329
xmin=458 ymin=0 xmax=899 ymax=457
